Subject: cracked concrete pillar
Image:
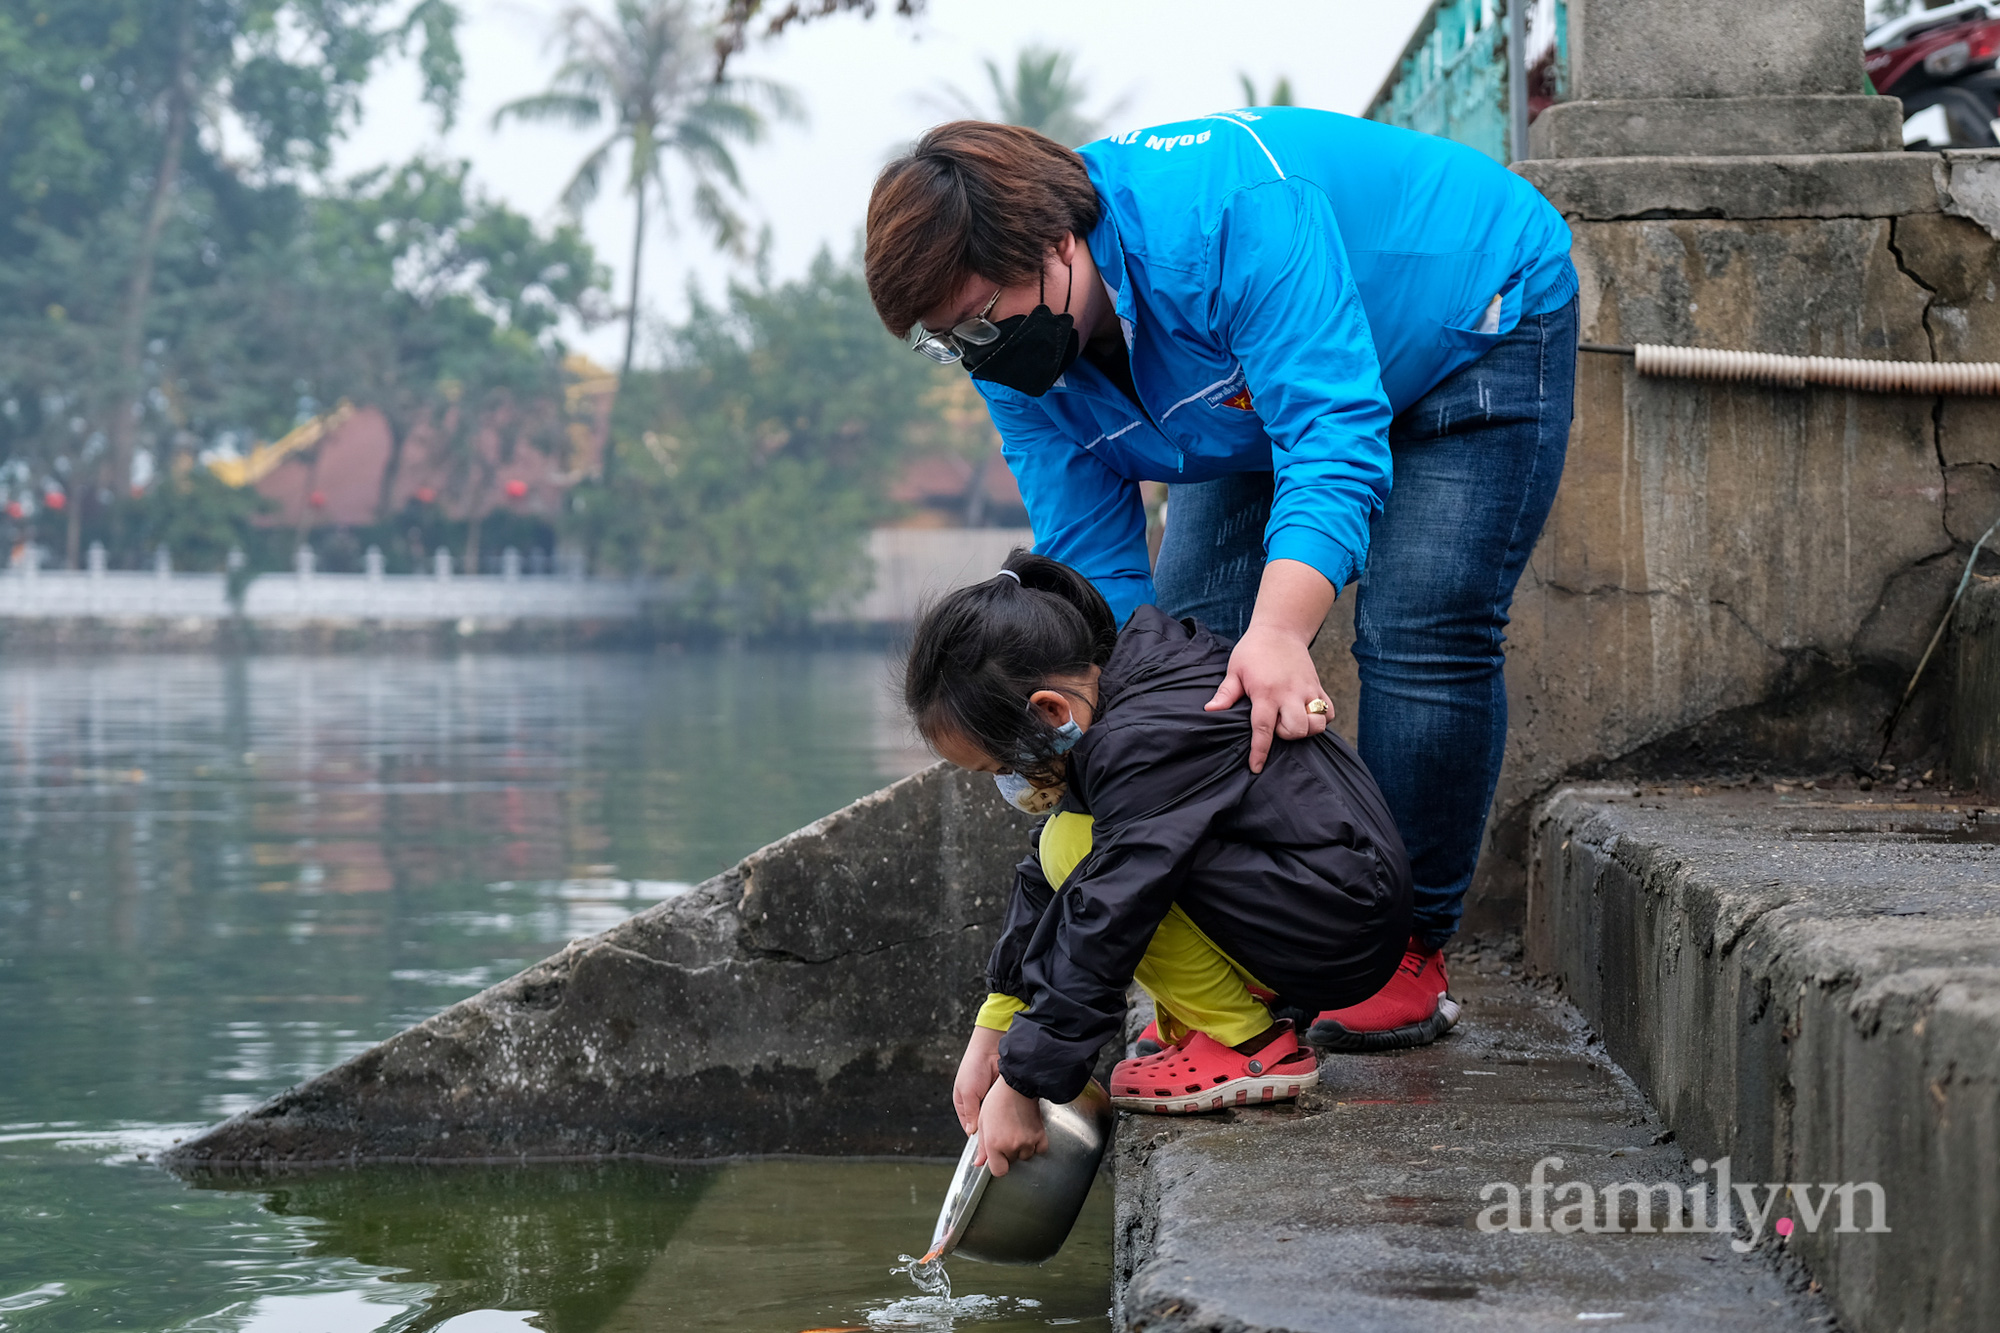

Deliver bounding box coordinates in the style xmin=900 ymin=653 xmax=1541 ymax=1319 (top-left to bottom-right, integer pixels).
xmin=1530 ymin=0 xmax=1902 ymax=158
xmin=1460 ymin=0 xmax=1996 ymax=948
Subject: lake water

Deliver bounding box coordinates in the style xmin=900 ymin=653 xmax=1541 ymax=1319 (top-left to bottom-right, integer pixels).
xmin=0 ymin=652 xmax=1113 ymax=1333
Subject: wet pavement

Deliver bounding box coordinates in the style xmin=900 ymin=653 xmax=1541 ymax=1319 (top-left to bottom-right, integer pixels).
xmin=1112 ymin=961 xmax=1836 ymax=1331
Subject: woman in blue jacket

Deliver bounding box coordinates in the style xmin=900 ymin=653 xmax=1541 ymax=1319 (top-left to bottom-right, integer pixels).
xmin=865 ymin=108 xmax=1576 ymax=1048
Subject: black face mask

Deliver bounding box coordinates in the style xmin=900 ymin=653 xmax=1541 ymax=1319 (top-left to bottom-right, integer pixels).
xmin=962 ymin=263 xmax=1080 ymax=398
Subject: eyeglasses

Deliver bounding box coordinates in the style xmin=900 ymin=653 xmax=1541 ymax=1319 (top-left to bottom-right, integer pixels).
xmin=910 ymin=287 xmax=1004 ymax=364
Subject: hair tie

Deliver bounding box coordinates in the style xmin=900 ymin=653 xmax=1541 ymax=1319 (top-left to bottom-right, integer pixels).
xmin=995 ymin=569 xmax=1021 ymax=584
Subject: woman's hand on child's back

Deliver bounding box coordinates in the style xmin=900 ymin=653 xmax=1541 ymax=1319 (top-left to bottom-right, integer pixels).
xmin=974 ymin=1079 xmax=1048 ymax=1177
xmin=1205 ymin=560 xmax=1335 ymax=773
xmin=954 ymin=1026 xmax=1004 ymax=1134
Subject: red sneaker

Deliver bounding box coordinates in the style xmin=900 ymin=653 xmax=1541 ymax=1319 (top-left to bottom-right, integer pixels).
xmin=1109 ymin=1022 xmax=1317 ymax=1114
xmin=1308 ymin=939 xmax=1461 ymax=1052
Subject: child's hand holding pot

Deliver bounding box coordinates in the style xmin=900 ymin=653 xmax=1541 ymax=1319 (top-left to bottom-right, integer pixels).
xmin=973 ymin=1077 xmax=1047 ymax=1177
xmin=953 ymin=1026 xmax=1003 ymax=1134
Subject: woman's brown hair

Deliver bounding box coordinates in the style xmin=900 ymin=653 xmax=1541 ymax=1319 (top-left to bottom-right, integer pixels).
xmin=865 ymin=121 xmax=1101 ymax=339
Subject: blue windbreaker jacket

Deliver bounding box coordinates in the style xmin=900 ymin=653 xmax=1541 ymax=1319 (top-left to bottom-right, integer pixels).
xmin=975 ymin=108 xmax=1576 ymax=625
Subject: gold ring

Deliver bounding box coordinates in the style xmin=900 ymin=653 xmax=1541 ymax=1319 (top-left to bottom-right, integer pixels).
xmin=1305 ymin=698 xmax=1328 ymax=716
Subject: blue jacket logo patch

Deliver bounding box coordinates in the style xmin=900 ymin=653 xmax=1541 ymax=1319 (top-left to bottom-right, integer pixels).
xmin=1202 ymin=368 xmax=1252 ymax=411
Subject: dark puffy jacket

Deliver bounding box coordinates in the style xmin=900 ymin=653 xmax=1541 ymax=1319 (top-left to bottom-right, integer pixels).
xmin=990 ymin=605 xmax=1412 ymax=1103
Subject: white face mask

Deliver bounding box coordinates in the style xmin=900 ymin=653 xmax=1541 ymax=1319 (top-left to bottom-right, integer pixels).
xmin=994 ymin=771 xmax=1064 ymax=814
xmin=991 ymin=717 xmax=1082 ymax=813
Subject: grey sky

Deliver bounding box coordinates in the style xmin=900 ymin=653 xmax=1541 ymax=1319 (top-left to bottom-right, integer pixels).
xmin=338 ymin=0 xmax=1434 ymax=366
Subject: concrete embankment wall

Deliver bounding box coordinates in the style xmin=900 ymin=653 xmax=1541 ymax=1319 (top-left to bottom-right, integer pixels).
xmin=1531 ymin=788 xmax=2000 ymax=1332
xmin=166 ymin=763 xmax=1032 ymax=1166
xmin=1953 ymin=577 xmax=2000 ymax=794
xmin=1300 ymin=149 xmax=2000 ymax=939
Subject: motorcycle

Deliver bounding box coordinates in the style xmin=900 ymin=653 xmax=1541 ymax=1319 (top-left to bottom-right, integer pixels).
xmin=1865 ymin=0 xmax=2000 ymax=149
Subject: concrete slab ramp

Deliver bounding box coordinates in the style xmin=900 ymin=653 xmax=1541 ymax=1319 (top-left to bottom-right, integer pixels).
xmin=164 ymin=763 xmax=1032 ymax=1166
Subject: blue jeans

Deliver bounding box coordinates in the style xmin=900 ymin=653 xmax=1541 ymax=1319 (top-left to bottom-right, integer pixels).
xmin=1154 ymin=297 xmax=1577 ymax=949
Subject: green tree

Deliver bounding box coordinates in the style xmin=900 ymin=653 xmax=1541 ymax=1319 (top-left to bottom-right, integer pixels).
xmin=714 ymin=0 xmax=922 ymax=75
xmin=232 ymin=159 xmax=606 ymax=567
xmin=584 ymin=250 xmax=944 ymax=634
xmin=107 ymin=0 xmax=460 ymax=491
xmin=99 ymin=466 xmax=273 ymax=571
xmin=492 ymin=0 xmax=801 ymax=482
xmin=0 ymin=0 xmax=464 ymax=562
xmin=1238 ymin=73 xmax=1296 ymax=107
xmin=937 ymin=45 xmax=1115 ymax=147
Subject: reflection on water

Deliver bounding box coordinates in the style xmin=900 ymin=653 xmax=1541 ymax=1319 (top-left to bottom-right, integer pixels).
xmin=3 ymin=1129 xmax=1112 ymax=1332
xmin=0 ymin=653 xmax=1110 ymax=1332
xmin=217 ymin=1159 xmax=1109 ymax=1333
xmin=0 ymin=651 xmax=924 ymax=1129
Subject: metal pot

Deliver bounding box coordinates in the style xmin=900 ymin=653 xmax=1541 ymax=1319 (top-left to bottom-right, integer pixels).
xmin=923 ymin=1079 xmax=1114 ymax=1266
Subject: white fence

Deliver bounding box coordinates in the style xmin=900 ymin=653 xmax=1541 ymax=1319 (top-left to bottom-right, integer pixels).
xmin=0 ymin=526 xmax=1037 ymax=627
xmin=0 ymin=566 xmax=655 ymax=624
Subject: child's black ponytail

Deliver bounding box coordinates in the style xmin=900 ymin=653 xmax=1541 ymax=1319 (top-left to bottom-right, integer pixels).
xmin=904 ymin=549 xmax=1119 ymax=780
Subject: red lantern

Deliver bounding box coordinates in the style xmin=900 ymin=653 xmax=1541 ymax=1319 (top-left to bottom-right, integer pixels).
xmin=309 ymin=490 xmax=326 ymax=509
xmin=415 ymin=486 xmax=436 ymax=504
xmin=4 ymin=501 xmax=21 ymax=520
xmin=504 ymin=478 xmax=528 ymax=500
xmin=43 ymin=491 xmax=65 ymax=511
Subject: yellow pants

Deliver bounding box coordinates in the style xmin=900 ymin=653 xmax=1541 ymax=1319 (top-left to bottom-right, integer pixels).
xmin=975 ymin=811 xmax=1273 ymax=1047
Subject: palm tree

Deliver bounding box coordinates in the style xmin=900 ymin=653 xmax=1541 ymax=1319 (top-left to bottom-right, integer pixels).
xmin=493 ymin=0 xmax=800 ymax=481
xmin=935 ymin=45 xmax=1116 ymax=148
xmin=1238 ymin=73 xmax=1296 ymax=108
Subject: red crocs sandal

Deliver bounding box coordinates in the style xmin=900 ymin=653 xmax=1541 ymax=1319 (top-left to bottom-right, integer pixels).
xmin=1132 ymin=1019 xmax=1178 ymax=1057
xmin=1109 ymin=1022 xmax=1317 ymax=1114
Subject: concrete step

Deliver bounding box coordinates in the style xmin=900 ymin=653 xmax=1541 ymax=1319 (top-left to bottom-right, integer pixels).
xmin=1112 ymin=966 xmax=1836 ymax=1331
xmin=1532 ymin=787 xmax=2000 ymax=1333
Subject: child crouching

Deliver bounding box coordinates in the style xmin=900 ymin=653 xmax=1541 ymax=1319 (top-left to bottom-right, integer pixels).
xmin=905 ymin=551 xmax=1412 ymax=1174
